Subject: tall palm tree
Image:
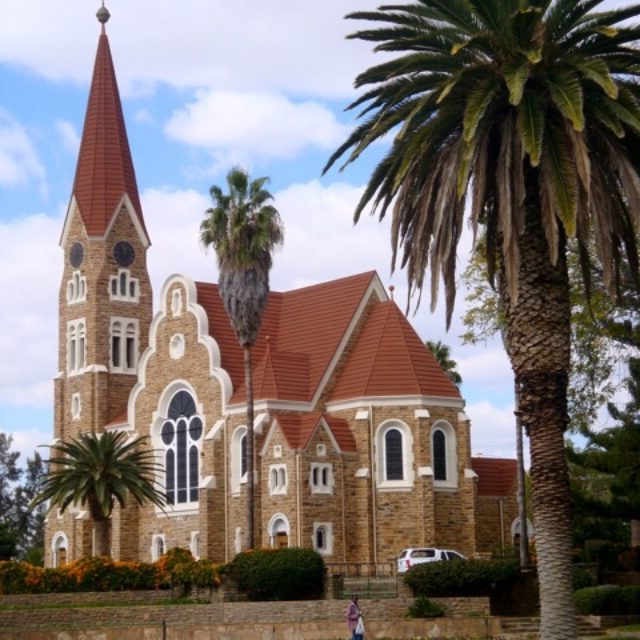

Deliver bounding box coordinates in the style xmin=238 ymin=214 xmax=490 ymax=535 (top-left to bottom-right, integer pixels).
xmin=34 ymin=431 xmax=165 ymax=557
xmin=426 ymin=339 xmax=463 ymax=386
xmin=324 ymin=2 xmax=640 ymax=637
xmin=201 ymin=167 xmax=284 ymax=550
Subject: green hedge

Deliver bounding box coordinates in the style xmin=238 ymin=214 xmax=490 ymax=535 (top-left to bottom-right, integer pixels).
xmin=575 ymin=585 xmax=640 ymax=615
xmin=407 ymin=596 xmax=445 ymax=618
xmin=404 ymin=558 xmax=519 ymax=597
xmin=228 ymin=547 xmax=324 ymax=601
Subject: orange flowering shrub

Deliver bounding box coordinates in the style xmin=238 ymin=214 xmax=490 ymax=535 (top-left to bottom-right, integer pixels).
xmin=0 ymin=548 xmax=223 ymax=595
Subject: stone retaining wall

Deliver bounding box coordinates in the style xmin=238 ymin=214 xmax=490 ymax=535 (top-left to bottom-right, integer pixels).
xmin=0 ymin=594 xmax=491 ymax=639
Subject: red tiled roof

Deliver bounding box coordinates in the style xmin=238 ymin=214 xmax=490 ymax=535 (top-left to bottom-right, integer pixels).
xmin=471 ymin=457 xmax=518 ymax=497
xmin=272 ymin=412 xmax=356 ymax=452
xmin=196 ymin=272 xmax=377 ymax=403
xmin=72 ymin=29 xmax=145 ymax=238
xmin=330 ymin=301 xmax=461 ymax=401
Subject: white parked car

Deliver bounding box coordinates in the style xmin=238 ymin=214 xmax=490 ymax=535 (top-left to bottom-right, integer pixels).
xmin=396 ymin=547 xmax=467 ymax=573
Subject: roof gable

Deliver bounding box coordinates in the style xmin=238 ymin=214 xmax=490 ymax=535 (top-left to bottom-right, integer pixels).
xmin=270 ymin=412 xmax=356 ymax=453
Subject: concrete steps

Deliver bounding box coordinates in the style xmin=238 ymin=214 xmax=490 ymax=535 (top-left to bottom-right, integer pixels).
xmin=497 ymin=615 xmax=602 ymax=639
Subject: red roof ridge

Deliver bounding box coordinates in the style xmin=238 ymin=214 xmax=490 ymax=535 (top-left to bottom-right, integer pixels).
xmin=389 ymin=302 xmax=423 ymax=393
xmin=70 ymin=26 xmax=146 ymax=239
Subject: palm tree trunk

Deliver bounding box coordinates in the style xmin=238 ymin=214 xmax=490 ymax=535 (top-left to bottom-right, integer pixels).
xmin=501 ymin=176 xmax=576 ymax=640
xmin=244 ymin=345 xmax=255 ymax=550
xmin=515 ymin=381 xmax=531 ymax=569
xmin=631 ymin=519 xmax=640 ymax=548
xmin=94 ymin=519 xmax=111 ymax=557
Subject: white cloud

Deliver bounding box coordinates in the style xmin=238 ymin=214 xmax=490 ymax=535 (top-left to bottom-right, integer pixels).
xmin=0 ymin=212 xmax=60 ymax=406
xmin=5 ymin=428 xmax=52 ymax=466
xmin=467 ymin=400 xmax=524 ymax=462
xmin=0 ymin=0 xmax=398 ymax=99
xmin=0 ymin=109 xmax=46 ymax=193
xmin=165 ymin=91 xmax=349 ymax=164
xmin=55 ymin=120 xmax=80 ymax=155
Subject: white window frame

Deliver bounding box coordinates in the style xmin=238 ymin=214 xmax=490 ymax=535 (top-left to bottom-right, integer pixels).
xmin=67 ymin=318 xmax=86 ymax=375
xmin=431 ymin=420 xmax=458 ymax=489
xmin=71 ymin=393 xmax=81 ymax=420
xmin=51 ymin=531 xmax=69 ymax=568
xmin=269 ymin=464 xmax=288 ymax=495
xmin=151 ymin=534 xmax=166 ymax=562
xmin=157 ymin=389 xmax=204 ymax=512
xmin=375 ymin=420 xmax=414 ymax=491
xmin=190 ymin=531 xmax=200 ymax=560
xmin=110 ymin=317 xmax=139 ymax=373
xmin=312 ymin=522 xmax=333 ymax=555
xmin=309 ymin=462 xmax=333 ymax=494
xmin=66 ymin=271 xmax=87 ymax=305
xmin=231 ymin=426 xmax=248 ymax=496
xmin=109 ymin=268 xmax=139 ymax=302
xmin=267 ymin=513 xmax=290 ymax=549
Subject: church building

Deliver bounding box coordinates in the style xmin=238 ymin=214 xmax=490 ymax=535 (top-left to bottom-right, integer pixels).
xmin=45 ymin=6 xmax=520 ymax=568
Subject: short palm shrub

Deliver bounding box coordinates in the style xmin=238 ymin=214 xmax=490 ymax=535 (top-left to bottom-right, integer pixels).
xmin=404 ymin=559 xmax=519 ymax=597
xmin=575 ymin=585 xmax=640 ymax=615
xmin=408 ymin=596 xmax=445 ymax=618
xmin=229 ymin=547 xmax=324 ymax=601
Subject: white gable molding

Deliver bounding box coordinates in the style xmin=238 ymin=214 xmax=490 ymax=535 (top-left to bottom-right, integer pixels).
xmin=60 ymin=194 xmax=150 ymax=248
xmin=128 ymin=273 xmax=233 ymax=432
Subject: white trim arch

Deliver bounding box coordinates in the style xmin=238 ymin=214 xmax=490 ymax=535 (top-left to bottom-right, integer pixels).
xmin=51 ymin=532 xmax=68 ymax=568
xmin=375 ymin=419 xmax=414 ymax=490
xmin=268 ymin=513 xmax=290 ymax=548
xmin=431 ymin=420 xmax=458 ymax=489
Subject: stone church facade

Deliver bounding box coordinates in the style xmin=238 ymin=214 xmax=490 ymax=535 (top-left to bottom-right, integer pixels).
xmin=44 ymin=8 xmax=520 ymax=568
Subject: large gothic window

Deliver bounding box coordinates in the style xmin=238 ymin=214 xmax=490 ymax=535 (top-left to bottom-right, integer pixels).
xmin=160 ymin=390 xmax=203 ymax=505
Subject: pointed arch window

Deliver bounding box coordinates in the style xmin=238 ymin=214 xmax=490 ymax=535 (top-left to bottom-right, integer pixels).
xmin=385 ymin=428 xmax=403 ymax=480
xmin=231 ymin=426 xmax=248 ymax=495
xmin=375 ymin=420 xmax=414 ymax=490
xmin=431 ymin=421 xmax=458 ymax=488
xmin=161 ymin=390 xmax=203 ymax=506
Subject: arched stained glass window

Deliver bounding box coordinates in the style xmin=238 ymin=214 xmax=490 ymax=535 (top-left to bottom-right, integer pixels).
xmin=162 ymin=391 xmax=202 ymax=505
xmin=433 ymin=429 xmax=447 ymax=481
xmin=385 ymin=428 xmax=403 ymax=480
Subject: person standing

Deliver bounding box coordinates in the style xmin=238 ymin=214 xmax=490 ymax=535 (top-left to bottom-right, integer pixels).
xmin=346 ymin=594 xmax=361 ymax=640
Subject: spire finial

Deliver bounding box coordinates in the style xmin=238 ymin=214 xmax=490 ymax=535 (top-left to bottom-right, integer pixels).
xmin=389 ymin=285 xmax=395 ymax=301
xmin=96 ymin=2 xmax=110 ymax=29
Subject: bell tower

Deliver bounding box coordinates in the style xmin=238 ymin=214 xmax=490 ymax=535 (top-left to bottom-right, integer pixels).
xmin=47 ymin=3 xmax=153 ymax=566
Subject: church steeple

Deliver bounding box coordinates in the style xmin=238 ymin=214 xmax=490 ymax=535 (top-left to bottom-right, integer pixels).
xmin=69 ymin=4 xmax=147 ymax=241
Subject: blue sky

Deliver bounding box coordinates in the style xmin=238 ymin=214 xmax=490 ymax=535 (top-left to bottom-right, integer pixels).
xmin=3 ymin=0 xmax=626 ymax=465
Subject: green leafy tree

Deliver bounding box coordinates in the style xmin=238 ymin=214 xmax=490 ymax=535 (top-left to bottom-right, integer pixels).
xmin=570 ymin=357 xmax=640 ymax=547
xmin=0 ymin=434 xmax=22 ymax=560
xmin=33 ymin=431 xmax=166 ymax=557
xmin=426 ymin=340 xmax=462 ymax=387
xmin=324 ymin=2 xmax=640 ymax=637
xmin=201 ymin=167 xmax=284 ymax=549
xmin=15 ymin=452 xmax=46 ymax=563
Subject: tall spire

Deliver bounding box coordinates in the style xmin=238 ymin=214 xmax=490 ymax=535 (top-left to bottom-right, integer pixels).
xmin=70 ymin=4 xmax=146 ymax=239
